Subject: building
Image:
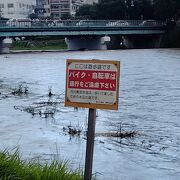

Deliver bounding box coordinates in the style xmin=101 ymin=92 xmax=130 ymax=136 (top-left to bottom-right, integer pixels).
xmin=51 ymin=0 xmax=72 ymax=19
xmin=0 ymin=0 xmax=36 ymax=19
xmin=41 ymin=0 xmax=99 ymax=19
xmin=82 ymin=0 xmax=98 ymax=5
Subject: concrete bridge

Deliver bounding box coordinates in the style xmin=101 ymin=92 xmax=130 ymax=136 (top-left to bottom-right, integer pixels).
xmin=0 ymin=20 xmax=166 ymax=52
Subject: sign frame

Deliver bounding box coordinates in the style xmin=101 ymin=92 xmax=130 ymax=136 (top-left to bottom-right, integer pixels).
xmin=65 ymin=59 xmax=120 ymax=110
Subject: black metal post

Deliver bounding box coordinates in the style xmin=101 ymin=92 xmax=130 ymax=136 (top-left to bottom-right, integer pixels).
xmin=84 ymin=108 xmax=96 ymax=180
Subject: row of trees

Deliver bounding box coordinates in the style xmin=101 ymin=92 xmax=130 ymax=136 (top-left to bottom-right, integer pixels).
xmin=76 ymin=0 xmax=180 ymax=21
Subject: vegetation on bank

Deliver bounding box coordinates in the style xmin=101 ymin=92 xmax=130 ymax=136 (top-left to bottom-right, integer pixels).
xmin=10 ymin=37 xmax=67 ymax=51
xmin=0 ymin=150 xmax=83 ymax=180
xmin=161 ymin=26 xmax=180 ymax=48
xmin=76 ymin=0 xmax=180 ymax=21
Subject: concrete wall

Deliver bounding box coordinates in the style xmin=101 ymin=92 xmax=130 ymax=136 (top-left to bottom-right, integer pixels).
xmin=0 ymin=38 xmax=12 ymax=53
xmin=122 ymin=35 xmax=162 ymax=49
xmin=65 ymin=36 xmax=110 ymax=50
xmin=107 ymin=35 xmax=162 ymax=49
xmin=159 ymin=24 xmax=180 ymax=48
xmin=107 ymin=36 xmax=123 ymax=49
xmin=0 ymin=39 xmax=3 ymax=54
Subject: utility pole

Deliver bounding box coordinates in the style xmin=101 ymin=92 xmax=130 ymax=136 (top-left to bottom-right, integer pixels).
xmin=124 ymin=0 xmax=134 ymax=19
xmin=59 ymin=0 xmax=61 ymax=19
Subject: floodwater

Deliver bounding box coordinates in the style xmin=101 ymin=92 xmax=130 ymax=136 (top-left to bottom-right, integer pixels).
xmin=0 ymin=49 xmax=180 ymax=180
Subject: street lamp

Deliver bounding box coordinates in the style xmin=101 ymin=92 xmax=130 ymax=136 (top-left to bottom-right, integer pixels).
xmin=131 ymin=0 xmax=134 ymax=7
xmin=124 ymin=0 xmax=134 ymax=19
xmin=124 ymin=0 xmax=128 ymax=19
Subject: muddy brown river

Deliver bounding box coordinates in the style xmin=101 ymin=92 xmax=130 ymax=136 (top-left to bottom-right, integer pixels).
xmin=0 ymin=49 xmax=180 ymax=180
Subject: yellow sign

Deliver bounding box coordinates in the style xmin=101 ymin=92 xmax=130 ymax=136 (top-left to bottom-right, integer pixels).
xmin=65 ymin=59 xmax=120 ymax=110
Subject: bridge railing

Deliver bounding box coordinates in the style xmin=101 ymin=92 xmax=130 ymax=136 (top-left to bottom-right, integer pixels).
xmin=0 ymin=20 xmax=166 ymax=28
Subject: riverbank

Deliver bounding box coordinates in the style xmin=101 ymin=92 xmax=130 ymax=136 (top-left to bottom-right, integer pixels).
xmin=10 ymin=49 xmax=70 ymax=54
xmin=0 ymin=150 xmax=83 ymax=180
xmin=10 ymin=37 xmax=67 ymax=51
xmin=9 ymin=26 xmax=180 ymax=51
xmin=160 ymin=23 xmax=180 ymax=48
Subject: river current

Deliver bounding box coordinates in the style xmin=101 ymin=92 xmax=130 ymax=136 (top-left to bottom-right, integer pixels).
xmin=0 ymin=49 xmax=180 ymax=180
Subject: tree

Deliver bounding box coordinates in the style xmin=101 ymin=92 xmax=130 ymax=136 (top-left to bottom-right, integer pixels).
xmin=76 ymin=0 xmax=179 ymax=21
xmin=95 ymin=0 xmax=125 ymax=19
xmin=76 ymin=0 xmax=125 ymax=20
xmin=153 ymin=0 xmax=176 ymax=20
xmin=29 ymin=13 xmax=38 ymax=20
xmin=76 ymin=0 xmax=154 ymax=20
xmin=76 ymin=4 xmax=97 ymax=19
xmin=61 ymin=13 xmax=73 ymax=20
xmin=174 ymin=0 xmax=180 ymax=19
xmin=129 ymin=0 xmax=153 ymax=20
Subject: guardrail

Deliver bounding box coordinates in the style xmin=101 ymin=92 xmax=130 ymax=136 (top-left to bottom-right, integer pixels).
xmin=0 ymin=20 xmax=166 ymax=28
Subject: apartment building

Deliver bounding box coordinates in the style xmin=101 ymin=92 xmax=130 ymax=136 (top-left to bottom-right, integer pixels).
xmin=51 ymin=0 xmax=71 ymax=19
xmin=41 ymin=0 xmax=98 ymax=19
xmin=0 ymin=0 xmax=36 ymax=19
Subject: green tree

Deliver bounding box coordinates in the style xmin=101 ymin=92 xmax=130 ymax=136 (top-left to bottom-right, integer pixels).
xmin=153 ymin=0 xmax=176 ymax=20
xmin=61 ymin=13 xmax=73 ymax=20
xmin=76 ymin=0 xmax=154 ymax=20
xmin=76 ymin=0 xmax=125 ymax=20
xmin=29 ymin=13 xmax=38 ymax=20
xmin=76 ymin=4 xmax=97 ymax=19
xmin=174 ymin=0 xmax=180 ymax=19
xmin=129 ymin=0 xmax=153 ymax=20
xmin=95 ymin=0 xmax=125 ymax=19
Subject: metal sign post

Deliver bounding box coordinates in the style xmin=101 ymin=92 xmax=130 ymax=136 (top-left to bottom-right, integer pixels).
xmin=84 ymin=108 xmax=96 ymax=180
xmin=65 ymin=59 xmax=120 ymax=180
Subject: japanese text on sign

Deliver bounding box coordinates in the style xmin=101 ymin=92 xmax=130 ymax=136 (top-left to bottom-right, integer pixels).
xmin=69 ymin=70 xmax=116 ymax=91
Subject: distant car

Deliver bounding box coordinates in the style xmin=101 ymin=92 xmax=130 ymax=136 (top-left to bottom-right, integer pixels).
xmin=176 ymin=19 xmax=180 ymax=27
xmin=52 ymin=20 xmax=64 ymax=27
xmin=140 ymin=20 xmax=157 ymax=26
xmin=106 ymin=20 xmax=129 ymax=26
xmin=76 ymin=20 xmax=94 ymax=26
xmin=47 ymin=20 xmax=56 ymax=27
xmin=76 ymin=20 xmax=86 ymax=26
xmin=6 ymin=18 xmax=31 ymax=27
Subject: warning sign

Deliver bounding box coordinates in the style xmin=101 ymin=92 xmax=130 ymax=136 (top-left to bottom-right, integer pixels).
xmin=65 ymin=59 xmax=120 ymax=110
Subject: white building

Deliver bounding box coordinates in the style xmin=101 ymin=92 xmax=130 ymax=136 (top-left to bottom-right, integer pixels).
xmin=42 ymin=0 xmax=99 ymax=19
xmin=82 ymin=0 xmax=98 ymax=5
xmin=0 ymin=0 xmax=36 ymax=19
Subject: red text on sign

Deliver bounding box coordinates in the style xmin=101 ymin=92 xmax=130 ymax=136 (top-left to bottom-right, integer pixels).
xmin=68 ymin=70 xmax=117 ymax=91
